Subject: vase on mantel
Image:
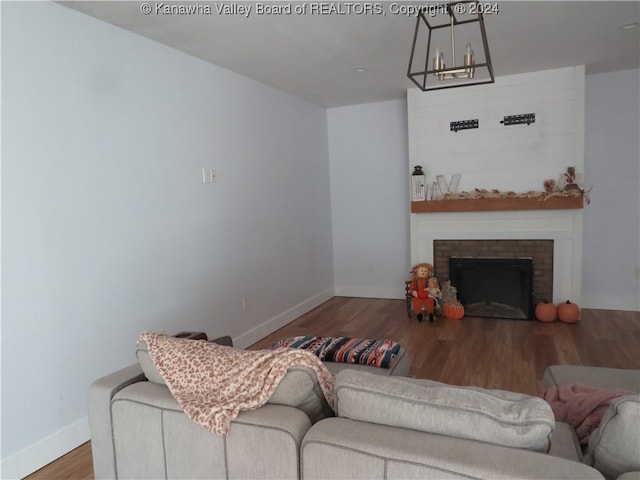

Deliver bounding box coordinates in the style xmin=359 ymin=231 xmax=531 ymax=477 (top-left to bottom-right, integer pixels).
xmin=435 ymin=174 xmax=461 ymax=198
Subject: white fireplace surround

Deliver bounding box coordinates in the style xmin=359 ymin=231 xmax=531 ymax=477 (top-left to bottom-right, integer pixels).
xmin=410 ymin=209 xmax=583 ymax=305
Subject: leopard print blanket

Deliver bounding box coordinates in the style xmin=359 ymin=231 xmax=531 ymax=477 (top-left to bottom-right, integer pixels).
xmin=138 ymin=332 xmax=335 ymax=435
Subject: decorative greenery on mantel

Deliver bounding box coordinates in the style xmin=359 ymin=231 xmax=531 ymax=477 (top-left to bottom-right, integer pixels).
xmin=441 ymin=187 xmax=584 ymax=202
xmin=411 ymin=190 xmax=584 ymax=213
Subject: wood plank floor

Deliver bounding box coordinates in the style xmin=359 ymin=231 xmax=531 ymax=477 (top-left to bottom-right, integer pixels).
xmin=23 ymin=441 xmax=94 ymax=480
xmin=250 ymin=297 xmax=640 ymax=395
xmin=25 ymin=297 xmax=640 ymax=479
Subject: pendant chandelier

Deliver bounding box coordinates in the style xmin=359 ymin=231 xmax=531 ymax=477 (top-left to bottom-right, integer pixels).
xmin=408 ymin=0 xmax=495 ymax=91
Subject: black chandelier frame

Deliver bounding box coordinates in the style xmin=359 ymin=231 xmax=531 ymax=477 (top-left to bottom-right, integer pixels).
xmin=408 ymin=0 xmax=495 ymax=91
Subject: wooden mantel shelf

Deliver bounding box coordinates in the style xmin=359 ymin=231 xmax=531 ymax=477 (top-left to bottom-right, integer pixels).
xmin=411 ymin=194 xmax=584 ymax=213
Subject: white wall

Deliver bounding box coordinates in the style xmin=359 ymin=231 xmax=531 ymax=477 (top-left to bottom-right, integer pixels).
xmin=408 ymin=67 xmax=585 ymax=194
xmin=582 ymin=68 xmax=640 ymax=311
xmin=328 ymin=100 xmax=410 ymax=298
xmin=1 ymin=2 xmax=333 ymax=477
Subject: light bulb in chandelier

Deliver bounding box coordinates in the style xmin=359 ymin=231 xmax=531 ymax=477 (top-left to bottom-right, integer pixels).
xmin=433 ymin=48 xmax=444 ymax=70
xmin=464 ymin=43 xmax=475 ymax=78
xmin=432 ymin=42 xmax=476 ymax=80
xmin=464 ymin=43 xmax=474 ymax=66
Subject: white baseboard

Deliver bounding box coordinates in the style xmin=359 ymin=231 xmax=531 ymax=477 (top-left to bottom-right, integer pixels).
xmin=233 ymin=288 xmax=335 ymax=349
xmin=334 ymin=286 xmax=404 ymax=300
xmin=580 ymin=294 xmax=640 ymax=312
xmin=1 ymin=417 xmax=89 ymax=480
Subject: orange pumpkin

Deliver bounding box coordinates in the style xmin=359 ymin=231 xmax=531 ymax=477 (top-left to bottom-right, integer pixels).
xmin=535 ymin=300 xmax=557 ymax=322
xmin=443 ymin=301 xmax=465 ymax=320
xmin=557 ymin=300 xmax=580 ymax=323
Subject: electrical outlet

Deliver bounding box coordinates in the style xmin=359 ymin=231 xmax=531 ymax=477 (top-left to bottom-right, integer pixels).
xmin=242 ymin=297 xmax=248 ymax=311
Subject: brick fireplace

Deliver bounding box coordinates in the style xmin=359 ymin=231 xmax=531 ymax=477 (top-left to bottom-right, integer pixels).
xmin=410 ymin=209 xmax=583 ymax=305
xmin=434 ymin=239 xmax=554 ymax=305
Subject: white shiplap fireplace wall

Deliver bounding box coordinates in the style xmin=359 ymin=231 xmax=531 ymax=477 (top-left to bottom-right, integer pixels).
xmin=408 ymin=66 xmax=585 ymax=305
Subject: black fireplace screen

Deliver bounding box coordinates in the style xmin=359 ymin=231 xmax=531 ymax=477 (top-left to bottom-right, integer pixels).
xmin=449 ymin=257 xmax=534 ymax=320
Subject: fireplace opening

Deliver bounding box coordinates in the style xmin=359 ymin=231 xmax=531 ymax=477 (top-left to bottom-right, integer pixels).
xmin=449 ymin=257 xmax=534 ymax=320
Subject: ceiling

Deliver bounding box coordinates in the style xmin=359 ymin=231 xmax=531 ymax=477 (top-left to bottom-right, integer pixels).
xmin=60 ymin=1 xmax=640 ymax=108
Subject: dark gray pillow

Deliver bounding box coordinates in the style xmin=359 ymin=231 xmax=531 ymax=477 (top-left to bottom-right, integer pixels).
xmin=210 ymin=335 xmax=233 ymax=347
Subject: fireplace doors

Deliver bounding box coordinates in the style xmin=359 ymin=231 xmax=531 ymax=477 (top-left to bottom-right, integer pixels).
xmin=449 ymin=257 xmax=534 ymax=320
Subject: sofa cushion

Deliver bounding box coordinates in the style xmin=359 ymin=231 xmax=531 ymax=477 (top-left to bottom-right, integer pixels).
xmin=302 ymin=417 xmax=606 ymax=480
xmin=270 ymin=336 xmax=402 ymax=368
xmin=585 ymin=395 xmax=640 ymax=480
xmin=323 ymin=346 xmax=409 ymax=377
xmin=615 ymin=473 xmax=640 ymax=480
xmin=542 ymin=365 xmax=640 ymax=394
xmin=335 ymin=370 xmax=555 ymax=452
xmin=136 ymin=338 xmax=332 ymax=422
xmin=263 ymin=366 xmax=333 ymax=422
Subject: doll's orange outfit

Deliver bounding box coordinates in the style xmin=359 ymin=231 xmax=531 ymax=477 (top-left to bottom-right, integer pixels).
xmin=410 ymin=278 xmax=435 ymax=314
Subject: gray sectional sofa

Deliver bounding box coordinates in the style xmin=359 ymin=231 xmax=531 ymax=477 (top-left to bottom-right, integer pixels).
xmin=88 ymin=337 xmax=639 ymax=480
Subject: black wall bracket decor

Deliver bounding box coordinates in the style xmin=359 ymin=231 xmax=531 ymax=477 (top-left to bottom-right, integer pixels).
xmin=500 ymin=113 xmax=536 ymax=126
xmin=450 ymin=119 xmax=479 ymax=132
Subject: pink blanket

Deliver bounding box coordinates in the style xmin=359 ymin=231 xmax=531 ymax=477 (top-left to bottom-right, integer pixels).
xmin=139 ymin=332 xmax=335 ymax=435
xmin=541 ymin=383 xmax=632 ymax=445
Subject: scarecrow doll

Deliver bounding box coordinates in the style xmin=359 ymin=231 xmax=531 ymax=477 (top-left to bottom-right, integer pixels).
xmin=409 ymin=263 xmax=437 ymax=322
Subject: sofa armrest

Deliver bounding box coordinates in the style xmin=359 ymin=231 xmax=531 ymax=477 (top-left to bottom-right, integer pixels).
xmin=87 ymin=363 xmax=146 ymax=479
xmin=302 ymin=418 xmax=605 ymax=480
